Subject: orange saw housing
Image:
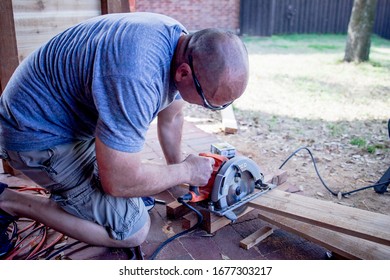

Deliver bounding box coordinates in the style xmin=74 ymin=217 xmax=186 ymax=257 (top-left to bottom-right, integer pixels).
xmin=188 ymin=152 xmax=229 ymax=203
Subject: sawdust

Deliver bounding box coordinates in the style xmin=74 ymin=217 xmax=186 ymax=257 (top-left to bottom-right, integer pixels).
xmin=183 ymin=105 xmax=390 ymax=216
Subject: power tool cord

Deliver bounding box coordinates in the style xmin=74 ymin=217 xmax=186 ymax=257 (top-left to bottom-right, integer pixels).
xmin=150 ymin=146 xmax=389 ymax=260
xmin=279 ymin=146 xmax=390 ymax=197
xmin=149 ymin=196 xmax=204 ymax=260
xmin=6 ymin=145 xmax=388 ymax=259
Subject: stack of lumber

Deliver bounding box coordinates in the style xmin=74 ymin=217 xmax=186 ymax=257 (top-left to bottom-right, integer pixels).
xmin=168 ymin=170 xmax=390 ymax=259
xmin=248 ymin=189 xmax=390 ymax=259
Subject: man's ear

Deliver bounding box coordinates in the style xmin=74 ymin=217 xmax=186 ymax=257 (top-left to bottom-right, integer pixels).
xmin=175 ymin=63 xmax=191 ymax=83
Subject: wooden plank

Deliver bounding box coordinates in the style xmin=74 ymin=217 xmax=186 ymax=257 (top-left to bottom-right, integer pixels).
xmin=101 ymin=0 xmax=130 ymax=14
xmin=240 ymin=226 xmax=274 ymax=250
xmin=12 ymin=0 xmax=101 ymax=12
xmin=182 ymin=207 xmax=253 ymax=234
xmin=221 ymin=105 xmax=238 ymax=134
xmin=179 ymin=171 xmax=289 ymax=233
xmin=249 ymin=189 xmax=390 ymax=246
xmin=263 ymin=169 xmax=288 ymax=185
xmin=166 ymin=200 xmax=191 ymax=219
xmin=182 ymin=211 xmax=199 ymax=230
xmin=165 ymin=184 xmax=192 ymax=218
xmin=258 ymin=211 xmax=390 ymax=260
xmin=276 ymin=182 xmax=301 ymax=193
xmin=12 ymin=0 xmax=100 ymax=60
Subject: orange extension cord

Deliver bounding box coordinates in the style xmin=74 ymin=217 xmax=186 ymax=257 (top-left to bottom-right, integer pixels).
xmin=2 ymin=185 xmax=68 ymax=260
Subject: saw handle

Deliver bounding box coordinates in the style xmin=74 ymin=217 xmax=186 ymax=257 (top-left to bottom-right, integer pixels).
xmin=187 ymin=185 xmax=211 ymax=202
xmin=189 ymin=185 xmax=200 ymax=195
xmin=185 ymin=153 xmax=229 ymax=203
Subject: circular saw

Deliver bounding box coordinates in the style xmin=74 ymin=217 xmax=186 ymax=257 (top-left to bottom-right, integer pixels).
xmin=185 ymin=153 xmax=275 ymax=221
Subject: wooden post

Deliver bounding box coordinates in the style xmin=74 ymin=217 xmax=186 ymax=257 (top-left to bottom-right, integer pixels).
xmin=0 ymin=0 xmax=19 ymax=175
xmin=101 ymin=0 xmax=130 ymax=14
xmin=0 ymin=0 xmax=19 ymax=91
xmin=221 ymin=105 xmax=238 ymax=134
xmin=129 ymin=0 xmax=136 ymax=12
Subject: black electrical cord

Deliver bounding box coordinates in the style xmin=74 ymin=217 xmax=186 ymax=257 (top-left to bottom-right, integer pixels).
xmin=279 ymin=146 xmax=390 ymax=197
xmin=149 ymin=196 xmax=204 ymax=260
xmin=17 ymin=145 xmax=389 ymax=260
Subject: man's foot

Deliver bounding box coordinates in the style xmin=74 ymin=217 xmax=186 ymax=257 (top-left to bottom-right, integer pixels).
xmin=0 ymin=182 xmax=17 ymax=257
xmin=141 ymin=197 xmax=155 ymax=212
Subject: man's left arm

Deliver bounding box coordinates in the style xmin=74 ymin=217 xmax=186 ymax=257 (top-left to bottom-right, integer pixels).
xmin=157 ymin=99 xmax=185 ymax=164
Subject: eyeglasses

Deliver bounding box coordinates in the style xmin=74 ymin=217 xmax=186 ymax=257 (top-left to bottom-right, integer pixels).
xmin=188 ymin=55 xmax=232 ymax=111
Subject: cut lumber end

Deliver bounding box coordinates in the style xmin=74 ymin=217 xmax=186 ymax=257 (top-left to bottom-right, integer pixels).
xmin=221 ymin=105 xmax=238 ymax=134
xmin=166 ymin=200 xmax=191 ymax=219
xmin=240 ymin=226 xmax=274 ymax=250
xmin=264 ymin=169 xmax=288 ymax=186
xmin=182 ymin=207 xmax=254 ymax=233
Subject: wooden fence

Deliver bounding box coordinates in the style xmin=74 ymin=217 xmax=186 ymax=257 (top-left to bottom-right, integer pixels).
xmin=240 ymin=0 xmax=390 ymax=39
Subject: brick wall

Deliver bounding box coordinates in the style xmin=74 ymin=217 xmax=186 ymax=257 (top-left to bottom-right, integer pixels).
xmin=134 ymin=0 xmax=240 ymax=33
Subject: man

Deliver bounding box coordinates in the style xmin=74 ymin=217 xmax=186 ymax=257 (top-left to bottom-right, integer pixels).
xmin=0 ymin=12 xmax=249 ymax=256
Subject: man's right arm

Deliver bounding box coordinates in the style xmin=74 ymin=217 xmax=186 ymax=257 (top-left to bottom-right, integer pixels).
xmin=95 ymin=136 xmax=214 ymax=197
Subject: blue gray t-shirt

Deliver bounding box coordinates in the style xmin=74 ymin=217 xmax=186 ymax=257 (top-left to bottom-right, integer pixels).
xmin=0 ymin=12 xmax=186 ymax=152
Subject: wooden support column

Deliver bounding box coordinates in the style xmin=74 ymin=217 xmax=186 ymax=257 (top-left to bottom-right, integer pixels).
xmin=129 ymin=0 xmax=136 ymax=12
xmin=0 ymin=0 xmax=19 ymax=175
xmin=0 ymin=0 xmax=19 ymax=91
xmin=221 ymin=105 xmax=238 ymax=134
xmin=101 ymin=0 xmax=130 ymax=14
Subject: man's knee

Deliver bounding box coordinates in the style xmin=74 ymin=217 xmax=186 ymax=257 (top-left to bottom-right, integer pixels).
xmin=114 ymin=215 xmax=151 ymax=248
xmin=133 ymin=215 xmax=151 ymax=245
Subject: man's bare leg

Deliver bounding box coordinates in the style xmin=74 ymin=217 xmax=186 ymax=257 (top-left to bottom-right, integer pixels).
xmin=0 ymin=188 xmax=150 ymax=248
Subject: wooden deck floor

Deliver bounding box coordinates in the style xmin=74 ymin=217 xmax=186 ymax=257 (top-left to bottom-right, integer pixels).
xmin=0 ymin=121 xmax=329 ymax=260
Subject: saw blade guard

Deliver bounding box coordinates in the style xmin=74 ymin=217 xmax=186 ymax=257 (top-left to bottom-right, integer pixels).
xmin=211 ymin=156 xmax=263 ymax=211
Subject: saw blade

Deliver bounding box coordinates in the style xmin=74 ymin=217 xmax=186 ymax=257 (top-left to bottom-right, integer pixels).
xmin=223 ymin=168 xmax=255 ymax=215
xmin=211 ymin=156 xmax=262 ymax=217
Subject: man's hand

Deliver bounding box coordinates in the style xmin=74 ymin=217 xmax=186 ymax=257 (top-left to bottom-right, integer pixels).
xmin=96 ymin=137 xmax=214 ymax=197
xmin=183 ymin=154 xmax=215 ymax=186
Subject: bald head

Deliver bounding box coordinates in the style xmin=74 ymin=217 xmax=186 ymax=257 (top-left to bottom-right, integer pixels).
xmin=187 ymin=29 xmax=249 ymax=101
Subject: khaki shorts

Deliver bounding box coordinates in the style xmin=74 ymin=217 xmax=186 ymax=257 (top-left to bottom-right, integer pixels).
xmin=1 ymin=139 xmax=148 ymax=240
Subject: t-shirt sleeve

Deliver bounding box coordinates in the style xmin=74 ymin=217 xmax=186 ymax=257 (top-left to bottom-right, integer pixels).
xmin=92 ymin=74 xmax=158 ymax=153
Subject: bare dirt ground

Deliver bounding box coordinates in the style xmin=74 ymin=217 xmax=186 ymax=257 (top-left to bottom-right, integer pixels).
xmin=183 ymin=34 xmax=390 ymax=216
xmin=184 ymin=105 xmax=389 ymax=216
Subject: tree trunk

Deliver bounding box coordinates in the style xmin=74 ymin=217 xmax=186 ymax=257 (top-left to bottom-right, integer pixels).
xmin=344 ymin=0 xmax=377 ymax=63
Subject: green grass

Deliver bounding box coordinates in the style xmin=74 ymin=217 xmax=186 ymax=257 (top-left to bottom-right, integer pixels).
xmin=327 ymin=123 xmax=345 ymax=137
xmin=237 ymin=33 xmax=390 ymax=122
xmin=308 ymin=44 xmax=339 ymax=51
xmin=350 ymin=137 xmax=367 ymax=148
xmin=350 ymin=138 xmax=388 ymax=154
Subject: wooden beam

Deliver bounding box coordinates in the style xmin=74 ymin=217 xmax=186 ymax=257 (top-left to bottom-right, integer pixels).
xmin=264 ymin=169 xmax=288 ymax=186
xmin=240 ymin=226 xmax=274 ymax=250
xmin=101 ymin=0 xmax=130 ymax=14
xmin=258 ymin=211 xmax=390 ymax=260
xmin=166 ymin=200 xmax=191 ymax=219
xmin=0 ymin=0 xmax=19 ymax=176
xmin=182 ymin=207 xmax=254 ymax=234
xmin=221 ymin=105 xmax=238 ymax=134
xmin=0 ymin=0 xmax=19 ymax=92
xmin=178 ymin=171 xmax=289 ymax=233
xmin=249 ymin=189 xmax=390 ymax=246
